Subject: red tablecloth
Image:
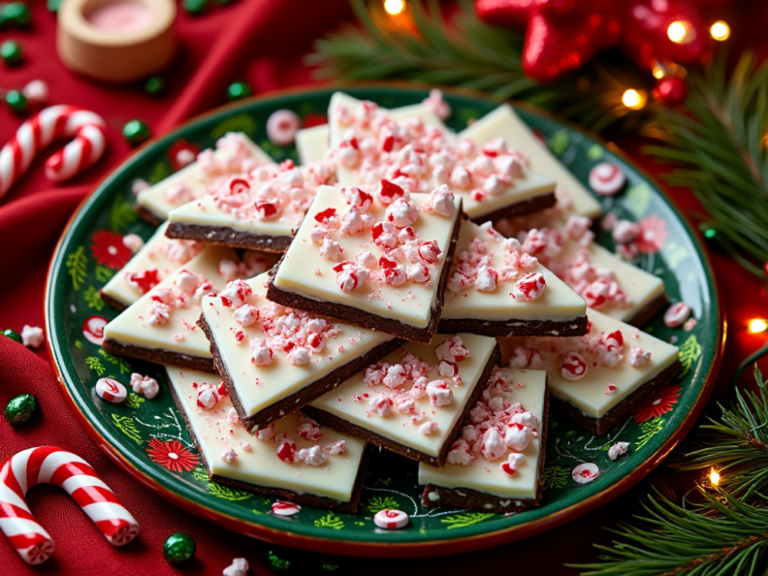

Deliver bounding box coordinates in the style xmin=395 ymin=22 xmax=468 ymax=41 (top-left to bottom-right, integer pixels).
xmin=1 ymin=2 xmax=767 ymax=575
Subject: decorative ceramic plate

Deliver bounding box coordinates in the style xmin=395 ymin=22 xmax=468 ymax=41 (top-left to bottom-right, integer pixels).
xmin=45 ymin=85 xmax=723 ymax=557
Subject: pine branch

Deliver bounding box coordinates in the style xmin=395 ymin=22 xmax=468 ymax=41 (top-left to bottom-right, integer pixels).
xmin=574 ymin=489 xmax=768 ymax=576
xmin=309 ymin=0 xmax=650 ymax=133
xmin=644 ymin=52 xmax=768 ymax=277
xmin=673 ymin=367 xmax=768 ymax=499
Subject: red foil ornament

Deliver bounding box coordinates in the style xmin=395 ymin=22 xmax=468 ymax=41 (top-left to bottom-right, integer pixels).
xmin=476 ymin=0 xmax=713 ymax=83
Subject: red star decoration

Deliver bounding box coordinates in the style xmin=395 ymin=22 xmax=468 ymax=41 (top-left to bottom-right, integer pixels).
xmin=476 ymin=0 xmax=712 ymax=84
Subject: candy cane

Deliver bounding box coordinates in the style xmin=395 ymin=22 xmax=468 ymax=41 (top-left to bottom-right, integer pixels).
xmin=0 ymin=105 xmax=107 ymax=199
xmin=0 ymin=446 xmax=139 ymax=565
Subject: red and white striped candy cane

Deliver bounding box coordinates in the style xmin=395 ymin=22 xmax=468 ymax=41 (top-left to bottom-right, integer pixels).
xmin=0 ymin=105 xmax=107 ymax=200
xmin=0 ymin=446 xmax=139 ymax=565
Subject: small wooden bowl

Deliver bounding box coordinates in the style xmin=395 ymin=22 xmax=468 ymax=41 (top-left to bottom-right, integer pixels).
xmin=57 ymin=0 xmax=177 ymax=83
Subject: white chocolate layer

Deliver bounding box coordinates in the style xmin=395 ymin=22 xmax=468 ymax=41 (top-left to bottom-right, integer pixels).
xmin=441 ymin=221 xmax=587 ymax=323
xmin=166 ymin=367 xmax=366 ymax=502
xmin=329 ymin=93 xmax=557 ymax=221
xmin=136 ymin=133 xmax=272 ymax=221
xmin=499 ymin=309 xmax=679 ymax=418
xmin=418 ymin=368 xmax=546 ymax=500
xmin=101 ymin=223 xmax=201 ymax=308
xmin=311 ymin=333 xmax=497 ymax=458
xmin=296 ymin=123 xmax=331 ymax=165
xmin=104 ymin=246 xmax=238 ymax=362
xmin=576 ymin=244 xmax=664 ymax=323
xmin=201 ymin=272 xmax=394 ymax=417
xmin=272 ymin=185 xmax=461 ymax=330
xmin=460 ymin=105 xmax=603 ymax=219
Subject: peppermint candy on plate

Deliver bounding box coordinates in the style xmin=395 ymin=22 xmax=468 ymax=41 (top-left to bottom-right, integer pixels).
xmin=271 ymin=501 xmax=301 ymax=517
xmin=664 ymin=302 xmax=692 ymax=327
xmin=95 ymin=378 xmax=128 ymax=403
xmin=572 ymin=462 xmax=600 ymax=484
xmin=373 ymin=508 xmax=409 ymax=530
xmin=589 ymin=162 xmax=626 ymax=196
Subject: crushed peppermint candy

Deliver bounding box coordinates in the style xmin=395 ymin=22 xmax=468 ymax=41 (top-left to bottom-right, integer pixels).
xmin=21 ymin=325 xmax=44 ymax=349
xmin=608 ymin=442 xmax=630 ymax=461
xmin=445 ymin=368 xmax=537 ymax=471
xmin=271 ymin=501 xmax=301 ymax=517
xmin=223 ymin=558 xmax=250 ymax=576
xmin=327 ymin=99 xmax=530 ymax=203
xmin=664 ymin=302 xmax=692 ymax=328
xmin=130 ymin=373 xmax=159 ymax=399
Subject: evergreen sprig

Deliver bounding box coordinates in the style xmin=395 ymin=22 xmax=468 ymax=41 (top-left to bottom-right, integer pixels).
xmin=575 ymin=369 xmax=768 ymax=575
xmin=309 ymin=0 xmax=650 ymax=133
xmin=674 ymin=367 xmax=768 ymax=499
xmin=575 ymin=489 xmax=768 ymax=576
xmin=644 ymin=53 xmax=768 ymax=277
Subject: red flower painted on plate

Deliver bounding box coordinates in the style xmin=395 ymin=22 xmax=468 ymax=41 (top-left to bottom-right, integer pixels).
xmin=634 ymin=385 xmax=681 ymax=423
xmin=302 ymin=113 xmax=328 ymax=128
xmin=168 ymin=139 xmax=200 ymax=171
xmin=147 ymin=438 xmax=199 ymax=473
xmin=635 ymin=215 xmax=668 ymax=254
xmin=91 ymin=230 xmax=132 ymax=269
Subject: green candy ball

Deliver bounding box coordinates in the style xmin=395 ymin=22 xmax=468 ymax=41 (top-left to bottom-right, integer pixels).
xmin=5 ymin=394 xmax=37 ymax=427
xmin=123 ymin=119 xmax=151 ymax=145
xmin=2 ymin=328 xmax=22 ymax=344
xmin=226 ymin=80 xmax=252 ymax=102
xmin=47 ymin=0 xmax=62 ymax=12
xmin=5 ymin=89 xmax=27 ymax=113
xmin=4 ymin=2 xmax=31 ymax=26
xmin=144 ymin=76 xmax=164 ymax=96
xmin=267 ymin=550 xmax=293 ymax=573
xmin=1 ymin=40 xmax=23 ymax=66
xmin=183 ymin=0 xmax=209 ymax=15
xmin=163 ymin=532 xmax=196 ymax=565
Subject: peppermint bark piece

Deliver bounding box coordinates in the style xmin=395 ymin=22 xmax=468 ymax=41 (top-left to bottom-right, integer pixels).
xmin=295 ymin=92 xmax=445 ymax=165
xmin=136 ymin=132 xmax=273 ymax=224
xmin=324 ymin=93 xmax=557 ymax=222
xmin=439 ymin=221 xmax=588 ymax=337
xmin=166 ymin=161 xmax=335 ymax=253
xmin=307 ymin=334 xmax=499 ymax=466
xmin=499 ymin=309 xmax=681 ymax=435
xmin=419 ymin=368 xmax=548 ymax=514
xmin=460 ymin=104 xmax=603 ymax=219
xmin=199 ymin=272 xmax=400 ymax=432
xmin=267 ymin=184 xmax=462 ymax=344
xmin=103 ymin=246 xmax=248 ymax=372
xmin=166 ymin=367 xmax=368 ymax=512
xmin=496 ymin=212 xmax=666 ymax=326
xmin=100 ymin=222 xmax=203 ymax=310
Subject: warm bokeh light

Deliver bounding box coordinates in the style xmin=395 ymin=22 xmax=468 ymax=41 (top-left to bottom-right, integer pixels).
xmin=709 ymin=468 xmax=720 ymax=486
xmin=384 ymin=0 xmax=405 ymax=15
xmin=748 ymin=318 xmax=768 ymax=334
xmin=710 ymin=20 xmax=730 ymax=41
xmin=621 ymin=89 xmax=647 ymax=110
xmin=668 ymin=20 xmax=693 ymax=44
xmin=652 ymin=65 xmax=666 ymax=79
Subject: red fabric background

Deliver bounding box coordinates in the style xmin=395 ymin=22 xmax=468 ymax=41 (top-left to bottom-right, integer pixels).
xmin=1 ymin=1 xmax=767 ymax=575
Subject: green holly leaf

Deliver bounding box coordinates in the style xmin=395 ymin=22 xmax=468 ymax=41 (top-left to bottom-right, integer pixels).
xmin=66 ymin=246 xmax=88 ymax=290
xmin=548 ymin=130 xmax=569 ymax=156
xmin=440 ymin=512 xmax=495 ymax=529
xmin=679 ymin=334 xmax=703 ymax=377
xmin=123 ymin=392 xmax=145 ymax=409
xmin=84 ymin=286 xmax=104 ymax=311
xmin=625 ymin=182 xmax=652 ymax=216
xmin=543 ymin=465 xmax=570 ymax=490
xmin=85 ymin=356 xmax=105 ymax=376
xmin=111 ymin=414 xmax=142 ymax=444
xmin=636 ymin=417 xmax=665 ymax=449
xmin=99 ymin=349 xmax=131 ymax=374
xmin=365 ymin=496 xmax=399 ymax=513
xmin=314 ymin=513 xmax=345 ymax=530
xmin=95 ymin=265 xmax=114 ymax=283
xmin=108 ymin=195 xmax=137 ymax=232
xmin=587 ymin=145 xmax=604 ymax=160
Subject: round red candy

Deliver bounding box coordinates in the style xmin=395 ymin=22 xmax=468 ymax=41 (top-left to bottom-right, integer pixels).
xmin=373 ymin=508 xmax=409 ymax=530
xmin=95 ymin=377 xmax=128 ymax=403
xmin=664 ymin=302 xmax=692 ymax=327
xmin=271 ymin=501 xmax=301 ymax=517
xmin=82 ymin=315 xmax=108 ymax=345
xmin=589 ymin=163 xmax=626 ymax=196
xmin=572 ymin=462 xmax=599 ymax=484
